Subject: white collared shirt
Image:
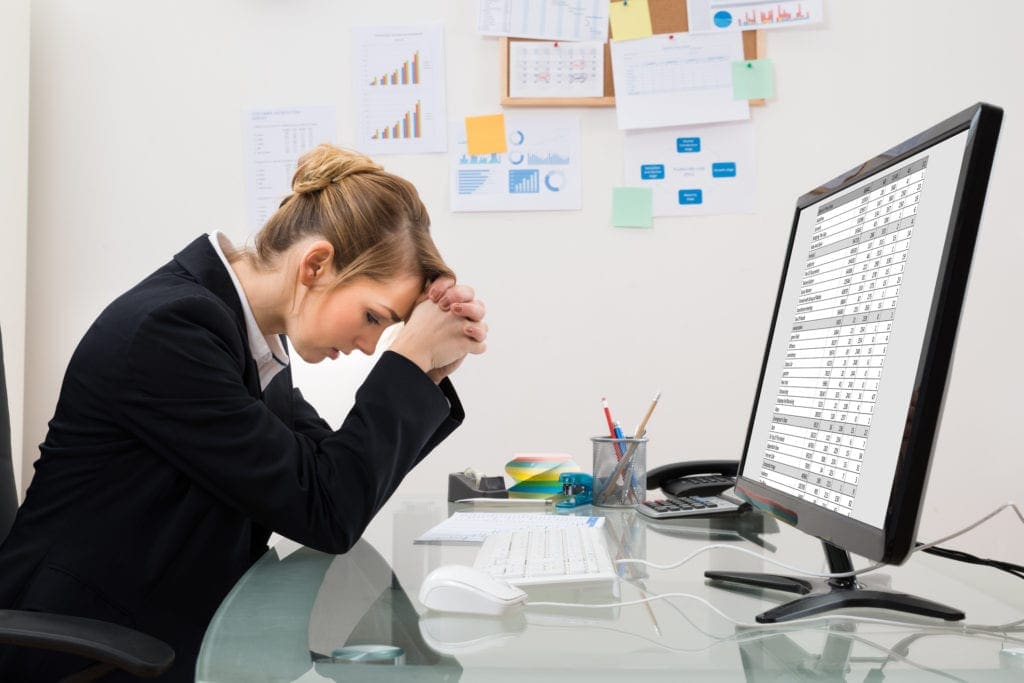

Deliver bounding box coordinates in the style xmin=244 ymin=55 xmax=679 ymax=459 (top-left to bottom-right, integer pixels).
xmin=208 ymin=232 xmax=289 ymax=391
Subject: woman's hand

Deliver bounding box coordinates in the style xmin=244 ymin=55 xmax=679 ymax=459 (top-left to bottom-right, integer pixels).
xmin=389 ymin=295 xmax=487 ymax=384
xmin=426 ymin=278 xmax=486 ymax=336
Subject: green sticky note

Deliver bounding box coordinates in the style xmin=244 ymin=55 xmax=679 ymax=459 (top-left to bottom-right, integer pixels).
xmin=612 ymin=187 xmax=653 ymax=228
xmin=731 ymin=59 xmax=775 ymax=100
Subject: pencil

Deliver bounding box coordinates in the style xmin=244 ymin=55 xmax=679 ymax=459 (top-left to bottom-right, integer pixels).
xmin=598 ymin=391 xmax=660 ymax=500
xmin=601 ymin=397 xmax=624 ymax=459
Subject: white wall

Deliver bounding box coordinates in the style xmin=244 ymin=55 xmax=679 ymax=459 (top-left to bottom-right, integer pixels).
xmin=1 ymin=0 xmax=30 ymax=496
xmin=25 ymin=1 xmax=1024 ymax=563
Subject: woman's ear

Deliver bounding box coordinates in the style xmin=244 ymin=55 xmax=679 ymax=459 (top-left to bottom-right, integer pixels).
xmin=298 ymin=240 xmax=336 ymax=287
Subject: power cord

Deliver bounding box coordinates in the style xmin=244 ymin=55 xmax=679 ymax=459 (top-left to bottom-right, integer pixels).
xmin=528 ymin=502 xmax=1024 ymax=637
xmin=616 ymin=501 xmax=1024 ymax=581
xmin=921 ymin=545 xmax=1024 ymax=581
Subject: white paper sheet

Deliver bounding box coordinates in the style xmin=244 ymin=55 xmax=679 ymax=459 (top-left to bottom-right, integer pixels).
xmin=352 ymin=23 xmax=447 ymax=155
xmin=623 ymin=121 xmax=757 ymax=216
xmin=509 ymin=40 xmax=604 ymax=98
xmin=609 ymin=32 xmax=749 ymax=130
xmin=243 ymin=105 xmax=337 ymax=235
xmin=415 ymin=512 xmax=605 ymax=543
xmin=477 ymin=0 xmax=609 ymax=42
xmin=687 ymin=0 xmax=824 ymax=33
xmin=450 ymin=113 xmax=582 ymax=212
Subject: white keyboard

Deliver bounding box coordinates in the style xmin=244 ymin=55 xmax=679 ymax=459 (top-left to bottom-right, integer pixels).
xmin=472 ymin=526 xmax=617 ymax=587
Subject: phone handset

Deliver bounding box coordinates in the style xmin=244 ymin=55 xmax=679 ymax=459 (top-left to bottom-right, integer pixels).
xmin=646 ymin=460 xmax=740 ymax=498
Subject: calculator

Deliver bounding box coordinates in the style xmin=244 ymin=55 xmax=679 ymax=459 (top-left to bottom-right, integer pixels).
xmin=636 ymin=492 xmax=743 ymax=519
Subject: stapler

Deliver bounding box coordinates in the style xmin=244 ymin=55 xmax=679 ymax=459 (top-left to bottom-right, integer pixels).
xmin=555 ymin=472 xmax=593 ymax=508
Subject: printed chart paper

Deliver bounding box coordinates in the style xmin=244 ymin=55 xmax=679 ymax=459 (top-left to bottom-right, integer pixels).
xmin=243 ymin=106 xmax=336 ymax=235
xmin=477 ymin=0 xmax=609 ymax=42
xmin=687 ymin=0 xmax=824 ymax=33
xmin=352 ymin=24 xmax=447 ymax=155
xmin=623 ymin=121 xmax=756 ymax=216
xmin=609 ymin=32 xmax=749 ymax=130
xmin=509 ymin=40 xmax=604 ymax=98
xmin=450 ymin=114 xmax=582 ymax=212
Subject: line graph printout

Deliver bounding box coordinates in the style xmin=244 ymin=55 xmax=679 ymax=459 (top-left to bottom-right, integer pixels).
xmin=509 ymin=40 xmax=604 ymax=98
xmin=759 ymin=157 xmax=928 ymax=517
xmin=478 ymin=0 xmax=609 ymax=42
xmin=609 ymin=32 xmax=749 ymax=130
xmin=687 ymin=0 xmax=825 ymax=33
xmin=352 ymin=24 xmax=447 ymax=155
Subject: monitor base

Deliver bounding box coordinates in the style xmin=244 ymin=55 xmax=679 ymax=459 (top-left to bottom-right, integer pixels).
xmin=705 ymin=541 xmax=965 ymax=624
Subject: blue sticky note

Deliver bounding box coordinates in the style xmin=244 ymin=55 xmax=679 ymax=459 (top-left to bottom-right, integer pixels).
xmin=712 ymin=162 xmax=737 ymax=178
xmin=678 ymin=189 xmax=703 ymax=205
xmin=732 ymin=59 xmax=775 ymax=100
xmin=640 ymin=164 xmax=665 ymax=180
xmin=677 ymin=137 xmax=701 ymax=153
xmin=612 ymin=187 xmax=653 ymax=228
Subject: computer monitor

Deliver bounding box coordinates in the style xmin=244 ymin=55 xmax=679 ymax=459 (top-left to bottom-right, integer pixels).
xmin=707 ymin=103 xmax=1002 ymax=623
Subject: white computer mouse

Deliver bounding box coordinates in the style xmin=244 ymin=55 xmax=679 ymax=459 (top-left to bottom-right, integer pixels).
xmin=418 ymin=565 xmax=528 ymax=616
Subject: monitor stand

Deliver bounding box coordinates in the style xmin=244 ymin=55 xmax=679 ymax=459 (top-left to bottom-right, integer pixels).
xmin=704 ymin=541 xmax=965 ymax=624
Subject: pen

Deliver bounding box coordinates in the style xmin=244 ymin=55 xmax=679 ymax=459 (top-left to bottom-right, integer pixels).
xmin=613 ymin=420 xmax=642 ymax=502
xmin=599 ymin=391 xmax=661 ymax=501
xmin=602 ymin=397 xmax=624 ymax=459
xmin=610 ymin=421 xmax=626 ymax=454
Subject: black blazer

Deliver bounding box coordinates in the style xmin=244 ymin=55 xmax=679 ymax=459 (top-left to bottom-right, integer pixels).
xmin=0 ymin=235 xmax=463 ymax=681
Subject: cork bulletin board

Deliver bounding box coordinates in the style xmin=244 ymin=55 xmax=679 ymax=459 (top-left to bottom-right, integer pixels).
xmin=499 ymin=0 xmax=765 ymax=108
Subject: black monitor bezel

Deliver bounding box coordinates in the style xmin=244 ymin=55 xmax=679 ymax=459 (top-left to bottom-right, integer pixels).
xmin=734 ymin=103 xmax=1002 ymax=565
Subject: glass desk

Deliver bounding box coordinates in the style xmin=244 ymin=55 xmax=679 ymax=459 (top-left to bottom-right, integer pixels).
xmin=197 ymin=497 xmax=1024 ymax=682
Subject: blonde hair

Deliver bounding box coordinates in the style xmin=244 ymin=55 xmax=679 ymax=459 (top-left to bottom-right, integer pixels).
xmin=240 ymin=143 xmax=453 ymax=292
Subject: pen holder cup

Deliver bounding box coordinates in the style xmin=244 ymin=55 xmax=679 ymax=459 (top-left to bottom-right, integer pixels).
xmin=591 ymin=436 xmax=647 ymax=508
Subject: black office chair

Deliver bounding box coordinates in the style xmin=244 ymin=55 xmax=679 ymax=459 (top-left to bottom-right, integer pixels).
xmin=0 ymin=328 xmax=174 ymax=681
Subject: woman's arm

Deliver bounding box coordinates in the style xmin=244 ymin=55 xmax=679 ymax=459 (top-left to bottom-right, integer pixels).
xmin=120 ymin=296 xmax=458 ymax=554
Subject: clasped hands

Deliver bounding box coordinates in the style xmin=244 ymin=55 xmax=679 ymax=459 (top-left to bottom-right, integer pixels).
xmin=390 ymin=277 xmax=487 ymax=384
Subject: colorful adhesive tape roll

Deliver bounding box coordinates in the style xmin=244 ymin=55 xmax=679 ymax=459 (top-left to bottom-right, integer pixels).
xmin=505 ymin=453 xmax=581 ymax=499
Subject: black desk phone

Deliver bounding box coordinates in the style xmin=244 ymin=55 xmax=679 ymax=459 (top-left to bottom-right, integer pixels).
xmin=638 ymin=460 xmax=743 ymax=519
xmin=646 ymin=460 xmax=739 ymax=498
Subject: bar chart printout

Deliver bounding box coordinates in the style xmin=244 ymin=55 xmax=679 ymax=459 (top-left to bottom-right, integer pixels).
xmin=353 ymin=24 xmax=447 ymax=154
xmin=450 ymin=114 xmax=581 ymax=212
xmin=760 ymin=158 xmax=928 ymax=515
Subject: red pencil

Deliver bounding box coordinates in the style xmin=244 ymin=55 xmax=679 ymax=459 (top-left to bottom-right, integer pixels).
xmin=601 ymin=397 xmax=625 ymax=458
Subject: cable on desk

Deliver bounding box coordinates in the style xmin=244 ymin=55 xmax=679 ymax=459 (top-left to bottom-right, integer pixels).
xmin=921 ymin=545 xmax=1024 ymax=582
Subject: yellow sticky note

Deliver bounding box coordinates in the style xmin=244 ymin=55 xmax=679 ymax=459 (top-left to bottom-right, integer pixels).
xmin=465 ymin=114 xmax=508 ymax=156
xmin=609 ymin=0 xmax=653 ymax=41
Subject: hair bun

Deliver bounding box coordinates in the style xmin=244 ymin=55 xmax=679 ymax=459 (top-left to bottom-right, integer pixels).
xmin=291 ymin=144 xmax=383 ymax=194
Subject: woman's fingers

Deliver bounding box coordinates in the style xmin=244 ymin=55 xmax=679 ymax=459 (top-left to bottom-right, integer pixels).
xmin=450 ymin=299 xmax=486 ymax=322
xmin=437 ymin=285 xmax=475 ymax=311
xmin=426 ymin=277 xmax=455 ymax=302
xmin=464 ymin=320 xmax=488 ymax=343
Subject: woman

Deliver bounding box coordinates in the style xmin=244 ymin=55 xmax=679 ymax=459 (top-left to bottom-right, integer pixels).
xmin=0 ymin=144 xmax=487 ymax=680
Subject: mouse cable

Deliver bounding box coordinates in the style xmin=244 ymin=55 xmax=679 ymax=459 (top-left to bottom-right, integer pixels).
xmin=616 ymin=501 xmax=1024 ymax=581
